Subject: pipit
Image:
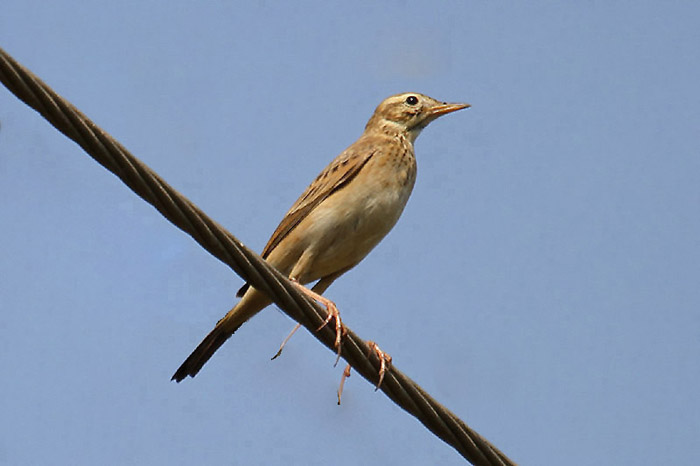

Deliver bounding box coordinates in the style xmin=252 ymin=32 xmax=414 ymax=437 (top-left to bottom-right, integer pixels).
xmin=172 ymin=93 xmax=469 ymax=383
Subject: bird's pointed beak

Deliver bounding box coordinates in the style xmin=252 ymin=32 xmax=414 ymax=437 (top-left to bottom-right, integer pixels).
xmin=428 ymin=102 xmax=471 ymax=117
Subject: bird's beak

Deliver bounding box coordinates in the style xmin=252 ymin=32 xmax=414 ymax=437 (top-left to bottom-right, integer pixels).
xmin=428 ymin=102 xmax=471 ymax=117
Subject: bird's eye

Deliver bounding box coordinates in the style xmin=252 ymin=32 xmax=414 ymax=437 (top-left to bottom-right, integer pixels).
xmin=405 ymin=95 xmax=418 ymax=105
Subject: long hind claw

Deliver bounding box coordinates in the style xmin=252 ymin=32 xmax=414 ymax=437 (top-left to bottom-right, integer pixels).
xmin=271 ymin=323 xmax=302 ymax=360
xmin=337 ymin=363 xmax=352 ymax=405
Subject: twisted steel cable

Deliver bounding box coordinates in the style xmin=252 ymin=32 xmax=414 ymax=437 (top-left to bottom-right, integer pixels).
xmin=0 ymin=47 xmax=515 ymax=466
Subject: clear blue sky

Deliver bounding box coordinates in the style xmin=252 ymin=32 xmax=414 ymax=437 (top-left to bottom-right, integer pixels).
xmin=1 ymin=2 xmax=699 ymax=465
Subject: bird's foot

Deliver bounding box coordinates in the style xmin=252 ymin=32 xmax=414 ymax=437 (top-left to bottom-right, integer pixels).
xmin=336 ymin=341 xmax=390 ymax=403
xmin=367 ymin=341 xmax=392 ymax=390
xmin=316 ymin=299 xmax=346 ymax=365
xmin=289 ymin=279 xmax=346 ymax=365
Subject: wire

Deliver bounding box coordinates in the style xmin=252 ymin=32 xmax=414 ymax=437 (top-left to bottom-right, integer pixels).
xmin=0 ymin=47 xmax=516 ymax=466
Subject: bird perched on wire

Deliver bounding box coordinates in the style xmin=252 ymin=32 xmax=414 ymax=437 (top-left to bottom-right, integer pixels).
xmin=172 ymin=92 xmax=469 ymax=382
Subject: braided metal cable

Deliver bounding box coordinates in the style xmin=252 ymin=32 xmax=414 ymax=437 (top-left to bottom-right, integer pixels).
xmin=0 ymin=47 xmax=516 ymax=466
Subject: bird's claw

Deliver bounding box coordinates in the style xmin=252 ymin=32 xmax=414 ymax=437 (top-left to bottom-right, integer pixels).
xmin=315 ymin=300 xmax=346 ymax=365
xmin=337 ymin=363 xmax=352 ymax=405
xmin=271 ymin=323 xmax=302 ymax=360
xmin=367 ymin=341 xmax=392 ymax=390
xmin=287 ymin=279 xmax=346 ymax=364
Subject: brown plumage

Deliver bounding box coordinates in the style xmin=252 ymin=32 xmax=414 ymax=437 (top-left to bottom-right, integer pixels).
xmin=172 ymin=93 xmax=469 ymax=382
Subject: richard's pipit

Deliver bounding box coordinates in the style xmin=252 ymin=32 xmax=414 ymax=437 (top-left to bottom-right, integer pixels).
xmin=172 ymin=93 xmax=469 ymax=382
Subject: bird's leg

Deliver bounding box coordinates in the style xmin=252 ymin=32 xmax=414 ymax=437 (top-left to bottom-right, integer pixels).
xmin=289 ymin=279 xmax=346 ymax=365
xmin=272 ymin=275 xmax=346 ymax=362
xmin=367 ymin=341 xmax=392 ymax=390
xmin=337 ymin=363 xmax=352 ymax=405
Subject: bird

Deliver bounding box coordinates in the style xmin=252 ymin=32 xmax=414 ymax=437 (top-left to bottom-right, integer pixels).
xmin=172 ymin=92 xmax=469 ymax=382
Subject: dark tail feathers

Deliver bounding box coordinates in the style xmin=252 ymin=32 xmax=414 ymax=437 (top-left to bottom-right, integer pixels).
xmin=171 ymin=324 xmax=239 ymax=382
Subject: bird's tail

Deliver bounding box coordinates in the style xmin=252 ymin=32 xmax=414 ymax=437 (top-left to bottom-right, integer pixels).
xmin=171 ymin=288 xmax=270 ymax=382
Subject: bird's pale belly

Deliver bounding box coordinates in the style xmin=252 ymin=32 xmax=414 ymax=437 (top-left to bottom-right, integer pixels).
xmin=301 ymin=175 xmax=414 ymax=280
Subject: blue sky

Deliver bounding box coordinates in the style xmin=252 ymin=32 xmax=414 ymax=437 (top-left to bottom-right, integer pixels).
xmin=1 ymin=2 xmax=699 ymax=465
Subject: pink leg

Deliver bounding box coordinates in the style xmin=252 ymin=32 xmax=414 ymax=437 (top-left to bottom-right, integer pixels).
xmin=290 ymin=279 xmax=346 ymax=364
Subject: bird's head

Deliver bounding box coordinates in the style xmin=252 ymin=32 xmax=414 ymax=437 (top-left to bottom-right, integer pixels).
xmin=365 ymin=93 xmax=470 ymax=142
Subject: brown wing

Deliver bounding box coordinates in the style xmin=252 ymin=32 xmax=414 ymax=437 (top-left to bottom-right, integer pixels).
xmin=236 ymin=140 xmax=376 ymax=297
